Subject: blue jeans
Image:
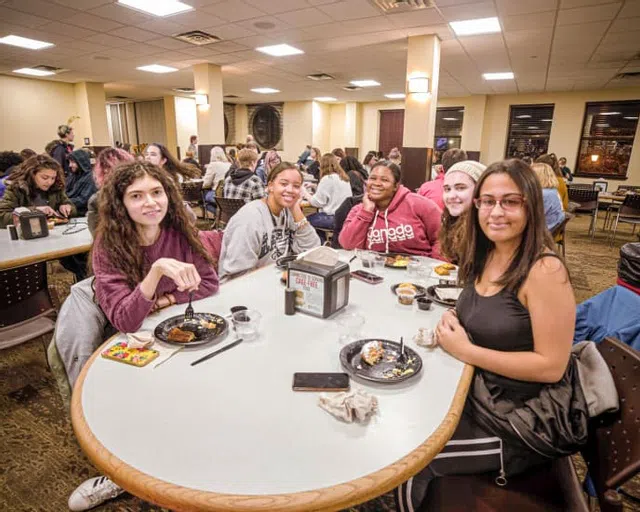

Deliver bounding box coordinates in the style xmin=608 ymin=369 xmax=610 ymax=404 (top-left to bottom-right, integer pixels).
xmin=308 ymin=212 xmax=334 ymax=243
xmin=204 ymin=190 xmax=217 ymax=214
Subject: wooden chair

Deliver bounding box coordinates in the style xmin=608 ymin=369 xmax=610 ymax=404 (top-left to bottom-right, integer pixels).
xmin=568 ymin=183 xmax=594 ymax=191
xmin=609 ymin=194 xmax=640 ymax=247
xmin=568 ymin=188 xmax=600 ymax=238
xmin=581 ymin=337 xmax=640 ymax=511
xmin=552 ymin=213 xmax=574 ymax=257
xmin=0 ymin=262 xmax=57 ymax=367
xmin=181 ymin=180 xmax=205 ymax=219
xmin=213 ymin=197 xmax=246 ymax=229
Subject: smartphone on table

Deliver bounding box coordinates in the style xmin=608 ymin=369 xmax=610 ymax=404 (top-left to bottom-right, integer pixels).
xmin=292 ymin=372 xmax=350 ymax=392
xmin=350 ymin=270 xmax=383 ymax=285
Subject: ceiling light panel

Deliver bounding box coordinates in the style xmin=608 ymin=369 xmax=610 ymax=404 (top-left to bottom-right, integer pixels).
xmin=137 ymin=64 xmax=178 ymax=73
xmin=483 ymin=72 xmax=514 ymax=80
xmin=13 ymin=67 xmax=55 ymax=76
xmin=118 ymin=0 xmax=193 ymax=17
xmin=256 ymin=44 xmax=304 ymax=57
xmin=350 ymin=79 xmax=380 ymax=87
xmin=314 ymin=97 xmax=337 ymax=101
xmin=449 ymin=17 xmax=501 ymax=36
xmin=251 ymin=88 xmax=280 ymax=94
xmin=385 ymin=93 xmax=406 ymax=99
xmin=0 ymin=35 xmax=54 ymax=50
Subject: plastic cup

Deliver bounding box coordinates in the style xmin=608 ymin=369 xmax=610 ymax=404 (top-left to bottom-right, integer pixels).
xmin=232 ymin=309 xmax=261 ymax=341
xmin=397 ymin=289 xmax=417 ymax=306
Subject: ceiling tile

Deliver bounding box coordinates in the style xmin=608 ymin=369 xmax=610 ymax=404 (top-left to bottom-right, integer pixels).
xmin=339 ymin=15 xmax=395 ymax=34
xmin=65 ymin=40 xmax=112 ymax=53
xmin=501 ymin=10 xmax=556 ymax=31
xmin=84 ymin=33 xmax=133 ymax=48
xmin=66 ymin=12 xmax=124 ymax=32
xmin=119 ymin=42 xmax=166 ymax=55
xmin=275 ymin=7 xmax=333 ymax=28
xmin=244 ymin=0 xmax=311 ymax=14
xmin=557 ymin=3 xmax=622 ymax=25
xmin=559 ymin=0 xmax=609 ymax=7
xmin=387 ymin=7 xmax=444 ymax=28
xmin=88 ymin=4 xmax=154 ymax=25
xmin=170 ymin=10 xmax=227 ymax=30
xmin=505 ymin=28 xmax=553 ymax=58
xmin=145 ymin=37 xmax=194 ymax=50
xmin=0 ymin=7 xmax=52 ymax=28
xmin=4 ymin=0 xmax=79 ymax=21
xmin=207 ymin=40 xmax=249 ymax=53
xmin=609 ymin=16 xmax=640 ymax=32
xmin=138 ymin=19 xmax=186 ymax=36
xmin=38 ymin=21 xmax=98 ymax=39
xmin=179 ymin=46 xmax=222 ymax=57
xmin=317 ymin=0 xmax=382 ymax=21
xmin=236 ymin=15 xmax=293 ymax=34
xmin=302 ymin=22 xmax=349 ymax=39
xmin=439 ymin=1 xmax=497 ymax=22
xmin=202 ymin=0 xmax=267 ymax=22
xmin=618 ymin=1 xmax=640 ymax=18
xmin=109 ymin=27 xmax=160 ymax=43
xmin=51 ymin=0 xmax=109 ymax=9
xmin=495 ymin=0 xmax=559 ymax=16
xmin=202 ymin=23 xmax=258 ymax=40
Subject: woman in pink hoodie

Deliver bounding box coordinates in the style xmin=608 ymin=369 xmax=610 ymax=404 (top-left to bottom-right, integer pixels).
xmin=339 ymin=161 xmax=442 ymax=258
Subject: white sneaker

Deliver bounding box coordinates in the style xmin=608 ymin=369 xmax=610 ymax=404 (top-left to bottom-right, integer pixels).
xmin=68 ymin=475 xmax=125 ymax=511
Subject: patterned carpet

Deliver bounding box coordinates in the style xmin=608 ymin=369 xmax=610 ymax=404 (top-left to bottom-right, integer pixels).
xmin=1 ymin=213 xmax=639 ymax=512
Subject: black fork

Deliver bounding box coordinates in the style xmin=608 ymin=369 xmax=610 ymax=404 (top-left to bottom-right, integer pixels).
xmin=184 ymin=291 xmax=194 ymax=322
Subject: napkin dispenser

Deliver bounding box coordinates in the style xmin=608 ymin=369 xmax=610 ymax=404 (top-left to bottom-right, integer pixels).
xmin=12 ymin=208 xmax=49 ymax=240
xmin=287 ymin=258 xmax=350 ymax=319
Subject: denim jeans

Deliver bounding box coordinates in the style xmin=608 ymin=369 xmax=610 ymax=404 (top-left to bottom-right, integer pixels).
xmin=308 ymin=212 xmax=334 ymax=243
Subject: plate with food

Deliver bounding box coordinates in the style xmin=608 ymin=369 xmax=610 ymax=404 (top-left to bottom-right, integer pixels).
xmin=154 ymin=312 xmax=228 ymax=347
xmin=390 ymin=282 xmax=427 ymax=297
xmin=384 ymin=253 xmax=412 ymax=269
xmin=49 ymin=216 xmax=70 ymax=225
xmin=425 ymin=284 xmax=463 ymax=308
xmin=340 ymin=339 xmax=422 ymax=384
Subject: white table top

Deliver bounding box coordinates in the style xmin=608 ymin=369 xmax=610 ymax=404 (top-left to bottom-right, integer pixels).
xmin=72 ymin=253 xmax=470 ymax=511
xmin=0 ymin=218 xmax=92 ymax=270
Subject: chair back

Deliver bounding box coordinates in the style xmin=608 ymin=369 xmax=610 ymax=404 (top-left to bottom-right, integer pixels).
xmin=582 ymin=337 xmax=640 ymax=511
xmin=568 ymin=188 xmax=599 ymax=211
xmin=181 ymin=180 xmax=204 ymax=203
xmin=551 ymin=213 xmax=573 ymax=238
xmin=617 ymin=185 xmax=640 ymax=193
xmin=214 ymin=197 xmax=246 ymax=228
xmin=0 ymin=262 xmax=55 ymax=328
xmin=619 ymin=194 xmax=640 ymax=217
xmin=568 ymin=183 xmax=593 ymax=191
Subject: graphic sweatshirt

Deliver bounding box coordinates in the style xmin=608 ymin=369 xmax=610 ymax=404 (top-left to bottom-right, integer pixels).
xmin=339 ymin=185 xmax=442 ymax=259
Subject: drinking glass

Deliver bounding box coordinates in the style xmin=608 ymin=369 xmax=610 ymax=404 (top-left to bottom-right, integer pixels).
xmin=356 ymin=249 xmax=375 ymax=269
xmin=337 ymin=313 xmax=365 ymax=345
xmin=407 ymin=258 xmax=422 ymax=278
xmin=372 ymin=254 xmax=386 ymax=272
xmin=232 ymin=309 xmax=262 ymax=341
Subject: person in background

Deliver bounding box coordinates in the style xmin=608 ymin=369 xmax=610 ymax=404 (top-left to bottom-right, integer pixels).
xmin=341 ymin=155 xmax=368 ymax=196
xmin=439 ymin=160 xmax=486 ymax=264
xmin=144 ymin=143 xmax=201 ymax=183
xmin=49 ymin=125 xmax=75 ymax=176
xmin=88 ymin=148 xmax=135 ymax=236
xmin=223 ymin=148 xmax=265 ymax=203
xmin=0 ymin=151 xmax=24 ymax=199
xmin=302 ymin=153 xmax=353 ymax=242
xmin=257 ymin=150 xmax=281 ymax=184
xmin=227 ymin=147 xmax=238 ymax=169
xmin=246 ymin=134 xmax=255 ymax=145
xmin=332 ymin=148 xmax=346 ymax=162
xmin=0 ymin=154 xmax=75 ymax=227
xmin=68 ymin=161 xmax=218 ymax=512
xmin=559 ymin=157 xmax=573 ymax=182
xmin=306 ymin=147 xmax=321 ymax=181
xmin=535 ymin=153 xmax=568 ymax=210
xmin=66 ymin=149 xmax=97 ymax=216
xmin=418 ymin=148 xmax=467 ymax=210
xmin=362 ymin=151 xmax=378 ymax=174
xmin=531 ymin=162 xmax=565 ymax=232
xmin=388 ymin=147 xmax=402 ymax=166
xmin=396 ymin=159 xmax=577 ymax=511
xmin=203 ymin=146 xmax=231 ymax=192
xmin=182 ymin=151 xmax=202 ymax=172
xmin=522 ymin=156 xmax=533 ymax=166
xmin=187 ymin=135 xmax=198 ymax=160
xmin=297 ymin=144 xmax=312 ymax=166
xmin=218 ymin=162 xmax=320 ymax=278
xmin=20 ymin=148 xmax=37 ymax=161
xmin=339 ymin=161 xmax=442 ymax=258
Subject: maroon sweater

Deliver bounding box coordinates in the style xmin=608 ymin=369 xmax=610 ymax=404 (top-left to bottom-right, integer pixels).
xmin=93 ymin=227 xmax=219 ymax=333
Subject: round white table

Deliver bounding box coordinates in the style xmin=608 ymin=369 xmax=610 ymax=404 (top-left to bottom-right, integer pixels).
xmin=0 ymin=218 xmax=92 ymax=270
xmin=71 ymin=253 xmax=472 ymax=511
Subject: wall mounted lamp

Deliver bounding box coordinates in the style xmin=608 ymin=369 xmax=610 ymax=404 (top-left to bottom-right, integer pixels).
xmin=407 ymin=75 xmax=430 ymax=94
xmin=195 ymin=93 xmax=209 ymax=106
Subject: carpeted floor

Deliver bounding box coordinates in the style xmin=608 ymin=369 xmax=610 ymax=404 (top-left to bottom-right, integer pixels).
xmin=1 ymin=213 xmax=639 ymax=512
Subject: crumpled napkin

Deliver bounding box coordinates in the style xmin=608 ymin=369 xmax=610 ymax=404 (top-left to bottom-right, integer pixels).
xmin=435 ymin=287 xmax=463 ymax=301
xmin=318 ymin=389 xmax=378 ymax=423
xmin=414 ymin=328 xmax=437 ymax=348
xmin=126 ymin=331 xmax=155 ymax=349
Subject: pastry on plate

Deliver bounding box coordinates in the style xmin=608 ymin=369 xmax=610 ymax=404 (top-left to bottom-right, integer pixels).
xmin=360 ymin=340 xmax=385 ymax=365
xmin=167 ymin=326 xmax=196 ymax=343
xmin=397 ymin=282 xmax=417 ymax=292
xmin=434 ymin=263 xmax=456 ymax=276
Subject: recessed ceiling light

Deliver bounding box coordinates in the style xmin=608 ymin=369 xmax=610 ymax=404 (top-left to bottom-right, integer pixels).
xmin=385 ymin=93 xmax=405 ymax=99
xmin=256 ymin=44 xmax=304 ymax=57
xmin=442 ymin=117 xmax=459 ymax=121
xmin=314 ymin=97 xmax=337 ymax=102
xmin=13 ymin=67 xmax=56 ymax=76
xmin=450 ymin=17 xmax=501 ymax=36
xmin=624 ymin=116 xmax=639 ymax=120
xmin=483 ymin=72 xmax=514 ymax=80
xmin=516 ymin=115 xmax=532 ymax=119
xmin=118 ymin=0 xmax=193 ymax=16
xmin=600 ymin=112 xmax=621 ymax=115
xmin=0 ymin=35 xmax=54 ymax=50
xmin=251 ymin=87 xmax=280 ymax=94
xmin=350 ymin=79 xmax=380 ymax=87
xmin=137 ymin=64 xmax=178 ymax=73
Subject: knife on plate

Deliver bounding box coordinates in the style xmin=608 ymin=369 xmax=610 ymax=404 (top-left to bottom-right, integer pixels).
xmin=190 ymin=338 xmax=243 ymax=367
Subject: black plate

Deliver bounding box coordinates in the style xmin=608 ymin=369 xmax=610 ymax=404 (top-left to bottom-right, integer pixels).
xmin=384 ymin=252 xmax=412 ymax=269
xmin=276 ymin=254 xmax=298 ymax=269
xmin=340 ymin=339 xmax=423 ymax=384
xmin=154 ymin=312 xmax=228 ymax=347
xmin=390 ymin=283 xmax=427 ymax=297
xmin=425 ymin=284 xmax=463 ymax=308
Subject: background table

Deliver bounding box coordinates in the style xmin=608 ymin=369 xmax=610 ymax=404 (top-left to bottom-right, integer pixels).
xmin=72 ymin=254 xmax=472 ymax=511
xmin=0 ymin=219 xmax=92 ymax=270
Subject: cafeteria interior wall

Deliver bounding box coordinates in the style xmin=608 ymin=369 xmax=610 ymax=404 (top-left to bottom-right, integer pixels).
xmin=282 ymin=101 xmax=313 ymax=163
xmin=329 ymin=103 xmax=346 ymax=153
xmin=312 ymin=101 xmax=330 ymax=154
xmin=174 ymin=96 xmax=197 ymax=158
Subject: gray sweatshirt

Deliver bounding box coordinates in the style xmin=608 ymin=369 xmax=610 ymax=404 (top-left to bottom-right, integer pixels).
xmin=219 ymin=200 xmax=321 ymax=278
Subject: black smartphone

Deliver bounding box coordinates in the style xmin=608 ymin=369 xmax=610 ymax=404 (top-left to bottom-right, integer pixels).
xmin=350 ymin=270 xmax=383 ymax=284
xmin=292 ymin=372 xmax=350 ymax=392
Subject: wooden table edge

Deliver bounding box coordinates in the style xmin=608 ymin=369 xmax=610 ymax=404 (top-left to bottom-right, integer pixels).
xmin=71 ymin=338 xmax=473 ymax=512
xmin=0 ymin=244 xmax=92 ymax=270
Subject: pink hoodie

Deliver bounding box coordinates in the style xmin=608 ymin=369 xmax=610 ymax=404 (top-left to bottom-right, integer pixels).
xmin=339 ymin=185 xmax=442 ymax=258
xmin=417 ymin=171 xmax=444 ymax=210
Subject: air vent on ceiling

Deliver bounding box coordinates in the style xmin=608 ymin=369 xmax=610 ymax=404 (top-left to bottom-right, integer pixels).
xmin=224 ymin=94 xmax=240 ymax=98
xmin=343 ymin=85 xmax=362 ymax=91
xmin=369 ymin=0 xmax=433 ymax=13
xmin=307 ymin=73 xmax=335 ymax=81
xmin=174 ymin=87 xmax=195 ymax=93
xmin=32 ymin=64 xmax=67 ymax=74
xmin=110 ymin=95 xmax=130 ymax=100
xmin=174 ymin=30 xmax=221 ymax=46
xmin=614 ymin=72 xmax=640 ymax=80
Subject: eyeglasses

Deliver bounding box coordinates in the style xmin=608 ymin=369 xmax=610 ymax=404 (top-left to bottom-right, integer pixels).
xmin=474 ymin=194 xmax=525 ymax=211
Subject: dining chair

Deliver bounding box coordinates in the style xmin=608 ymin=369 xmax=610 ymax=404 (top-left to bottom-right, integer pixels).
xmin=568 ymin=188 xmax=600 ymax=238
xmin=0 ymin=262 xmax=57 ymax=368
xmin=609 ymin=194 xmax=640 ymax=247
xmin=552 ymin=213 xmax=574 ymax=257
xmin=213 ymin=197 xmax=246 ymax=229
xmin=181 ymin=180 xmax=205 ymax=219
xmin=568 ymin=183 xmax=594 ymax=191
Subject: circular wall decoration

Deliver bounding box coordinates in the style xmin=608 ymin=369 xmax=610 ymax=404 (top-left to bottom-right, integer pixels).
xmin=251 ymin=105 xmax=281 ymax=149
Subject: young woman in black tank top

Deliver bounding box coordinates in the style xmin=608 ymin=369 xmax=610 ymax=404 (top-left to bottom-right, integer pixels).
xmin=396 ymin=159 xmax=576 ymax=511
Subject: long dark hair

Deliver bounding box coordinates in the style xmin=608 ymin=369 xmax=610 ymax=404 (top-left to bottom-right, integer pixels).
xmin=457 ymin=159 xmax=557 ymax=292
xmin=92 ymin=162 xmax=212 ymax=288
xmin=148 ymin=143 xmax=201 ymax=180
xmin=9 ymin=154 xmax=65 ymax=194
xmin=439 ymin=209 xmax=468 ymax=264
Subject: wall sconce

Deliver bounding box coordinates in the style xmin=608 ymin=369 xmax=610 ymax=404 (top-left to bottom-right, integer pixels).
xmin=591 ymin=154 xmax=599 ymax=163
xmin=195 ymin=93 xmax=209 ymax=106
xmin=407 ymin=75 xmax=430 ymax=94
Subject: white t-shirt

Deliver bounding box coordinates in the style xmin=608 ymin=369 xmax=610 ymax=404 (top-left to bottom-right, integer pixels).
xmin=307 ymin=174 xmax=353 ymax=215
xmin=204 ymin=161 xmax=231 ymax=189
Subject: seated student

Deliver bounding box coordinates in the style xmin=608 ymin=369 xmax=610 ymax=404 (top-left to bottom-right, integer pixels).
xmin=144 ymin=143 xmax=201 ymax=183
xmin=0 ymin=154 xmax=75 ymax=228
xmin=305 ymin=147 xmax=321 ymax=181
xmin=65 ymin=149 xmax=97 ymax=216
xmin=531 ymin=162 xmax=565 ymax=231
xmin=218 ymin=162 xmax=321 ymax=278
xmin=302 ymin=153 xmax=352 ymax=242
xmin=439 ymin=160 xmax=486 ymax=264
xmin=203 ymin=146 xmax=231 ymax=214
xmin=418 ymin=148 xmax=467 ymax=210
xmin=362 ymin=151 xmax=378 ymax=174
xmin=339 ymin=161 xmax=442 ymax=258
xmin=340 ymin=155 xmax=368 ymax=196
xmin=559 ymin=156 xmax=573 ymax=182
xmin=0 ymin=151 xmax=24 ymax=199
xmin=331 ymin=194 xmax=363 ymax=249
xmin=256 ymin=150 xmax=281 ymax=185
xmin=535 ymin=153 xmax=568 ymax=210
xmin=223 ymin=147 xmax=265 ymax=203
xmin=396 ymin=159 xmax=579 ymax=510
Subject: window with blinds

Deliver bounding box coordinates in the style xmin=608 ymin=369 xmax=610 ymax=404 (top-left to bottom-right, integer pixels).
xmin=575 ymin=100 xmax=640 ymax=179
xmin=505 ymin=104 xmax=555 ymax=159
xmin=434 ymin=107 xmax=464 ymax=152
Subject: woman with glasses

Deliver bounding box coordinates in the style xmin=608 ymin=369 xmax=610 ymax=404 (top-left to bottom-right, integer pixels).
xmin=396 ymin=159 xmax=577 ymax=510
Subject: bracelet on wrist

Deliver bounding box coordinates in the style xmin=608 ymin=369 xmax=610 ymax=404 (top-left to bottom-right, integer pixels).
xmin=295 ymin=218 xmax=309 ymax=230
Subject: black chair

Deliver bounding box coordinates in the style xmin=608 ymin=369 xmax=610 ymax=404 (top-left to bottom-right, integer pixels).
xmin=181 ymin=180 xmax=205 ymax=219
xmin=552 ymin=213 xmax=574 ymax=257
xmin=609 ymin=194 xmax=640 ymax=247
xmin=568 ymin=183 xmax=594 ymax=191
xmin=213 ymin=197 xmax=246 ymax=229
xmin=568 ymin=188 xmax=600 ymax=237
